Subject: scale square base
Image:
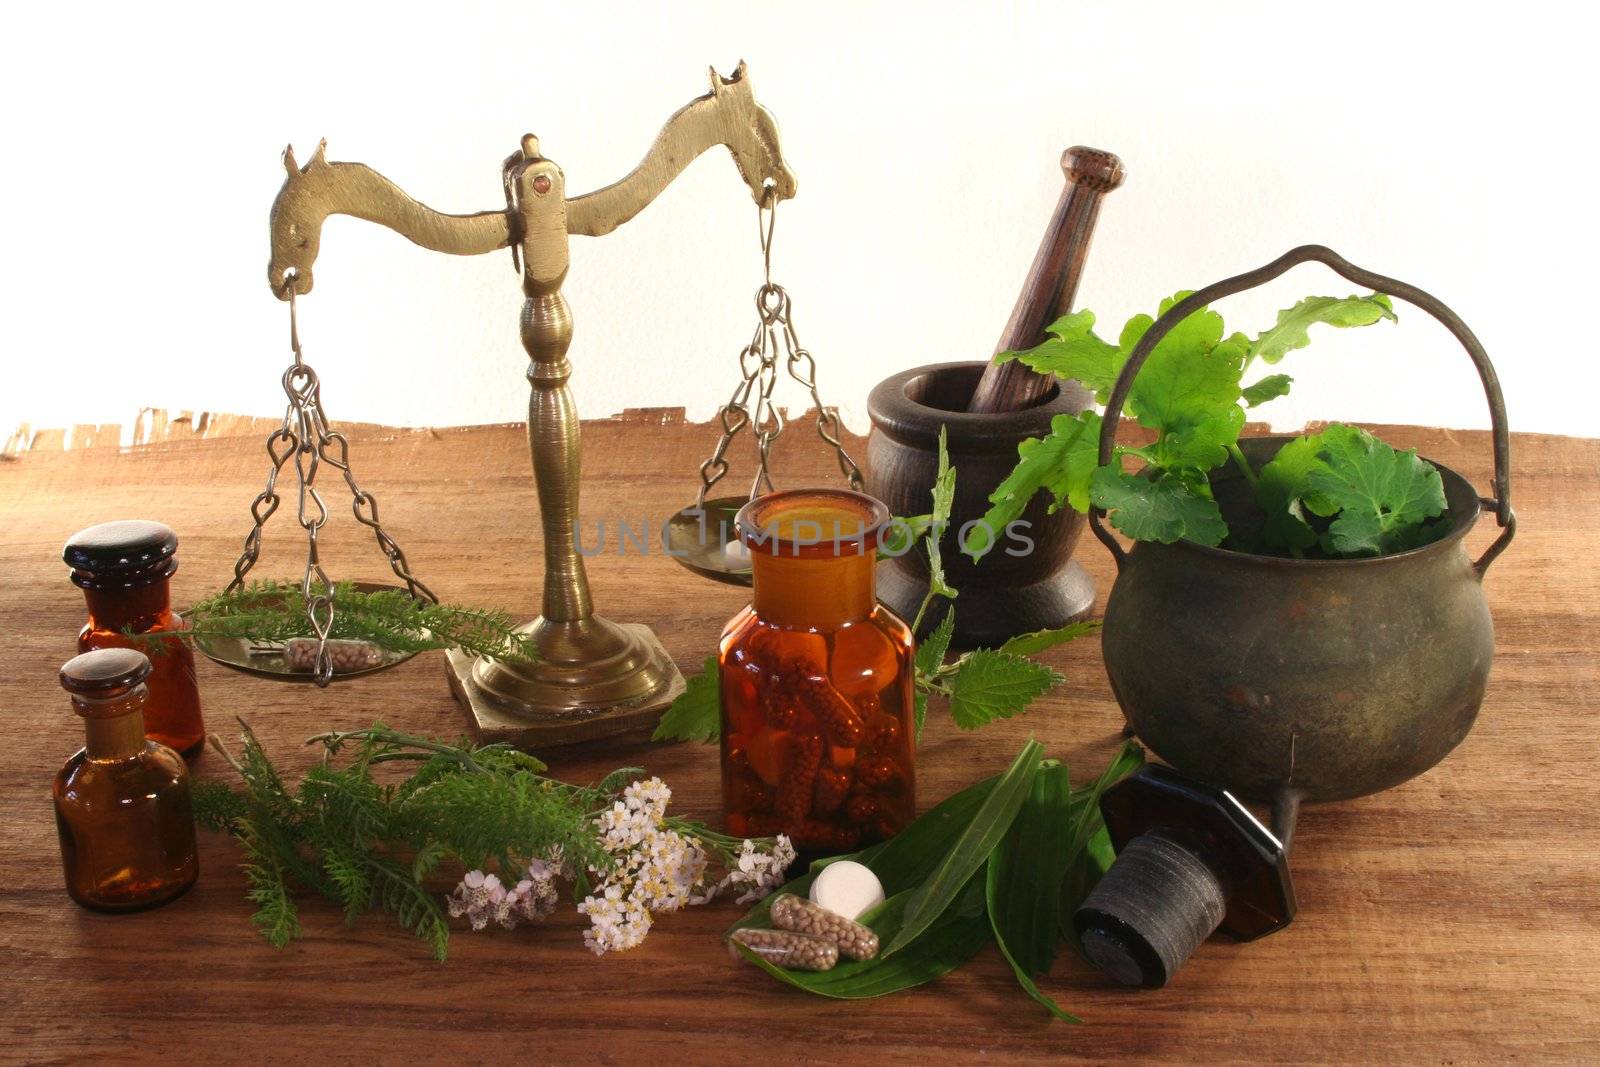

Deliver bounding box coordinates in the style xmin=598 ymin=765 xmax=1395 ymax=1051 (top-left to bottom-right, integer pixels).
xmin=445 ymin=628 xmax=686 ymax=749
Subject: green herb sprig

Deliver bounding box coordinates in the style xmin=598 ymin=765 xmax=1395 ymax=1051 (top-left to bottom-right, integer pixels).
xmin=966 ymin=292 xmax=1449 ymax=559
xmin=196 ymin=719 xmax=729 ymax=960
xmin=650 ymin=429 xmax=1099 ymax=745
xmin=729 ymin=738 xmax=1144 ymax=1019
xmin=136 ymin=579 xmax=541 ymax=665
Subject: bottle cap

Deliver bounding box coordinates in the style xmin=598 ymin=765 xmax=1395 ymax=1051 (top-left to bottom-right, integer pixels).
xmin=62 ymin=520 xmax=179 ymax=589
xmin=60 ymin=648 xmax=153 ymax=700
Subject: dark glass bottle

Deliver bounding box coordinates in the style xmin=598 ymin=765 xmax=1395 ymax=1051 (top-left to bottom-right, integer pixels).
xmin=53 ymin=648 xmax=199 ymax=912
xmin=64 ymin=520 xmax=205 ymax=757
xmin=719 ymin=489 xmax=916 ymax=852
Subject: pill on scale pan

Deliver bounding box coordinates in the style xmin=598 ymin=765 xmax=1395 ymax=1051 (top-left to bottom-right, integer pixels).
xmin=809 ymin=860 xmax=884 ymax=921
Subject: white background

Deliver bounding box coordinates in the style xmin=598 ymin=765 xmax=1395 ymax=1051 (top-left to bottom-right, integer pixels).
xmin=4 ymin=1 xmax=1595 ymax=445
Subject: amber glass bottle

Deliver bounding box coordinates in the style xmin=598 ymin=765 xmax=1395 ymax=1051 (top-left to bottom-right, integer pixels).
xmin=64 ymin=520 xmax=205 ymax=757
xmin=720 ymin=489 xmax=916 ymax=851
xmin=53 ymin=648 xmax=199 ymax=912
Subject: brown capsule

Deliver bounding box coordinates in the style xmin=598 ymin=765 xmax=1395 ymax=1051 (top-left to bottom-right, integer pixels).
xmin=791 ymin=819 xmax=861 ymax=851
xmin=752 ymin=647 xmax=866 ymax=746
xmin=845 ymin=791 xmax=884 ymax=824
xmin=857 ymin=755 xmax=902 ymax=792
xmin=770 ymin=894 xmax=880 ymax=961
xmin=282 ymin=637 xmax=384 ymax=673
xmin=729 ymin=927 xmax=839 ymax=971
xmin=776 ymin=733 xmax=824 ymax=823
xmin=812 ymin=765 xmax=853 ymax=817
xmin=867 ymin=710 xmax=902 ymax=750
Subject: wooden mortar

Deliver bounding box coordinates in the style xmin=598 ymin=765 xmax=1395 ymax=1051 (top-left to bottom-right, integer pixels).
xmin=867 ymin=362 xmax=1095 ymax=648
xmin=866 ymin=147 xmax=1121 ymax=647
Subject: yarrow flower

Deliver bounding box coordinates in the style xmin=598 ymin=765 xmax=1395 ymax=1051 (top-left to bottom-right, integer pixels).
xmin=447 ymin=858 xmax=562 ymax=931
xmin=446 ymin=774 xmax=796 ymax=955
xmin=704 ymin=835 xmax=799 ymax=904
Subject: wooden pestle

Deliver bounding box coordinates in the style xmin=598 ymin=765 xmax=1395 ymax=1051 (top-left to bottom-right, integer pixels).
xmin=966 ymin=147 xmax=1125 ymax=414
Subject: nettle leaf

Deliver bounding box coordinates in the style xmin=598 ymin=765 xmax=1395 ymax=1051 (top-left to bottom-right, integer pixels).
xmin=966 ymin=411 xmax=1102 ymax=559
xmin=915 ymin=608 xmax=956 ymax=679
xmin=913 ymin=608 xmax=956 ymax=742
xmin=650 ymin=656 xmax=721 ymax=743
xmin=1090 ymin=466 xmax=1227 ymax=546
xmin=998 ymin=309 xmax=1124 ymax=403
xmin=997 ymin=619 xmax=1102 ymax=657
xmin=1242 ymin=373 xmax=1293 ymax=407
xmin=1254 ymin=433 xmax=1325 ymax=553
xmin=1309 ymin=424 xmax=1447 ymax=557
xmin=881 ymin=513 xmax=931 ymax=557
xmin=926 ymin=427 xmax=958 ymax=599
xmin=1248 ymin=293 xmax=1396 ymax=367
xmin=948 ymin=651 xmax=1062 ymax=730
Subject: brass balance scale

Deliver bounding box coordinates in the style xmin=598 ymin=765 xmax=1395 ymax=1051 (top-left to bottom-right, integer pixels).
xmin=213 ymin=64 xmax=859 ymax=746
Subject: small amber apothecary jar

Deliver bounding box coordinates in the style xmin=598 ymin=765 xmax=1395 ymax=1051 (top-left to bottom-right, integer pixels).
xmin=64 ymin=520 xmax=205 ymax=757
xmin=719 ymin=489 xmax=916 ymax=851
xmin=53 ymin=648 xmax=198 ymax=912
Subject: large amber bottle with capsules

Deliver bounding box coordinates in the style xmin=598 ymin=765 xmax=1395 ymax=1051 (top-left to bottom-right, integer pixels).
xmin=719 ymin=489 xmax=916 ymax=851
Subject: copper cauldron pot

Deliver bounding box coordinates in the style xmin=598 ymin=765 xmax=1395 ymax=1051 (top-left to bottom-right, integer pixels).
xmin=1093 ymin=246 xmax=1516 ymax=808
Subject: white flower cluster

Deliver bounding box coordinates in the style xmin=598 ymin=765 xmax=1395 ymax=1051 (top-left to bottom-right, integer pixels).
xmin=444 ymin=775 xmax=798 ymax=956
xmin=446 ymin=857 xmax=562 ymax=931
xmin=580 ymin=777 xmax=709 ymax=955
xmin=703 ymin=837 xmax=799 ymax=905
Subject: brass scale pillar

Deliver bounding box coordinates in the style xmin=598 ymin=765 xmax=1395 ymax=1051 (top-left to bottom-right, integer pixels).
xmin=265 ymin=65 xmax=797 ymax=746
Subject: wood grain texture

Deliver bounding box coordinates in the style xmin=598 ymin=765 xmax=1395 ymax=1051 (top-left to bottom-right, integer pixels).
xmin=1 ymin=413 xmax=1596 ymax=1065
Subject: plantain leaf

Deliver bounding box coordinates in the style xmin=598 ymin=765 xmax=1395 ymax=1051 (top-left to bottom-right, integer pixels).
xmin=731 ymin=785 xmax=1001 ymax=999
xmin=987 ymin=762 xmax=1080 ymax=1022
xmin=732 ymin=879 xmax=991 ymax=999
xmin=883 ymin=739 xmax=1043 ymax=957
xmin=1063 ymin=741 xmax=1143 ymax=871
xmin=1060 ymin=741 xmax=1145 ymax=950
xmin=839 ymin=774 xmax=997 ymax=896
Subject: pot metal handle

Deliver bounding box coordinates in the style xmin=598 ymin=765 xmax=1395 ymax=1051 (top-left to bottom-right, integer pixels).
xmin=1090 ymin=244 xmax=1515 ymax=577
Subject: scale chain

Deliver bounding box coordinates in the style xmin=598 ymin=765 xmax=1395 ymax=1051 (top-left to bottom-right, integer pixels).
xmin=695 ymin=333 xmax=763 ymax=507
xmin=225 ymin=283 xmax=437 ymax=685
xmin=749 ymin=292 xmax=785 ymax=498
xmin=689 ymin=193 xmax=863 ymax=503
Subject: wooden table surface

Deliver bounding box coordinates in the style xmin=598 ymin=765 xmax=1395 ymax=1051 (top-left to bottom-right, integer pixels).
xmin=2 ymin=412 xmax=1596 ymax=1064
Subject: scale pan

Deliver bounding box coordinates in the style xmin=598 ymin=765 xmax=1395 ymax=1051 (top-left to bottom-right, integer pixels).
xmin=665 ymin=496 xmax=754 ymax=587
xmin=194 ymin=581 xmax=425 ymax=681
